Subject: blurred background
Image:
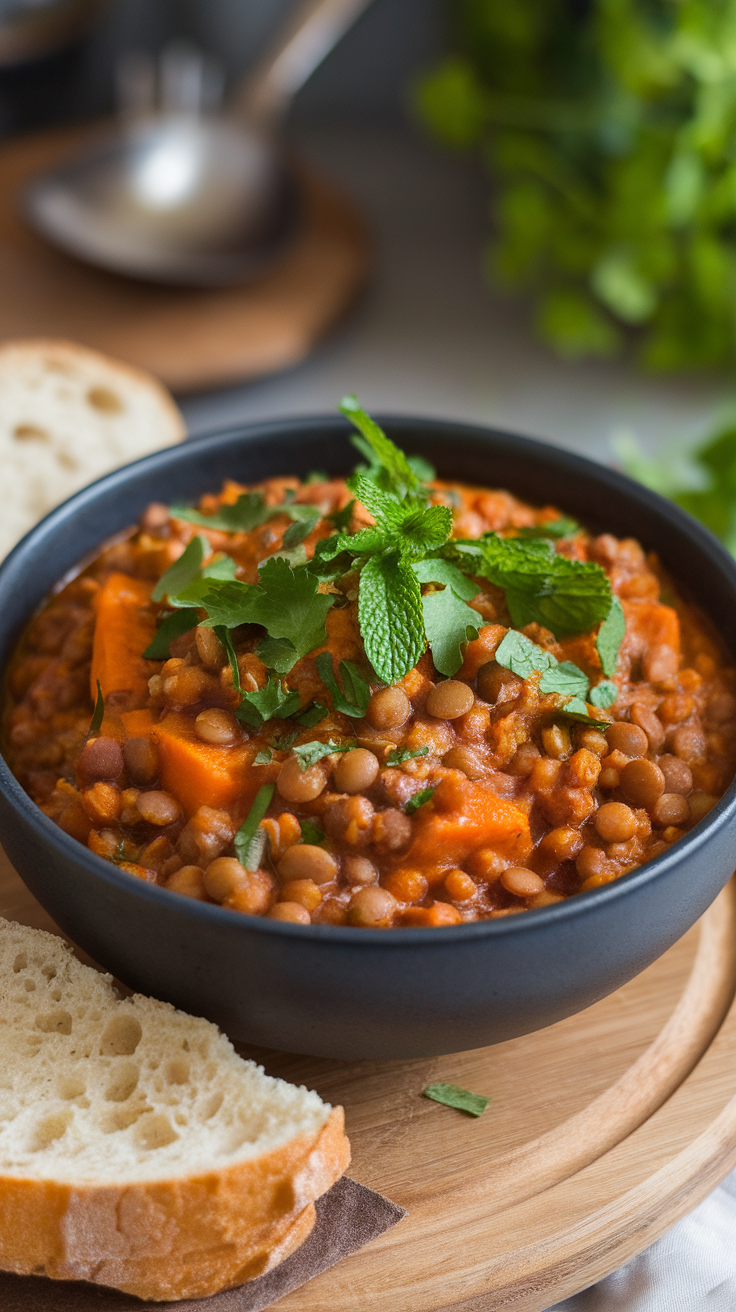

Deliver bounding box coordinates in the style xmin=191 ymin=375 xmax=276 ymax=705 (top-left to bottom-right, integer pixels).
xmin=1 ymin=0 xmax=733 ymax=478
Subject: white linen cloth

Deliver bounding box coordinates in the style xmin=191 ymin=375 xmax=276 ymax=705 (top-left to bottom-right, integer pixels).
xmin=547 ymin=1167 xmax=736 ymax=1311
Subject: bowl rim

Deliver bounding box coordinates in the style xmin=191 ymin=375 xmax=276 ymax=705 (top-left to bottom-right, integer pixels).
xmin=2 ymin=411 xmax=736 ymax=948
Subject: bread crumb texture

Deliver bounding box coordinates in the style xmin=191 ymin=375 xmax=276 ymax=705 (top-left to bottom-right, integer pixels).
xmin=0 ymin=919 xmax=349 ymax=1300
xmin=0 ymin=339 xmax=185 ymax=559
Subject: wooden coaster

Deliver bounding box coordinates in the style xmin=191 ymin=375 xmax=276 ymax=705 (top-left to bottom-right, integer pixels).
xmin=0 ymin=124 xmax=371 ymax=392
xmin=2 ymin=845 xmax=736 ymax=1312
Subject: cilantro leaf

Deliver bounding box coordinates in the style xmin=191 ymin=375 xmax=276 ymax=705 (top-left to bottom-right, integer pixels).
xmin=404 ymin=786 xmax=435 ymax=814
xmin=282 ymin=505 xmax=321 ymax=549
xmin=143 ymin=607 xmax=200 ymax=659
xmin=255 ymin=635 xmax=298 ymax=674
xmin=296 ymin=701 xmax=329 ymax=727
xmin=358 ymin=553 xmax=426 ymax=684
xmin=315 ymin=652 xmax=371 ymax=718
xmin=171 ymin=493 xmax=273 ymax=534
xmin=560 ymin=697 xmax=611 ymax=730
xmin=589 ymin=680 xmax=619 ymax=709
xmin=243 ymin=558 xmax=333 ymax=671
xmin=328 ymin=499 xmax=355 ymax=530
xmin=596 ymin=597 xmax=625 ymax=677
xmin=292 ymin=739 xmax=353 ymax=771
xmin=423 ymin=1083 xmax=490 ymax=1117
xmin=233 ymin=784 xmax=274 ymax=868
xmin=194 ymin=579 xmax=257 ymax=628
xmin=236 ymin=677 xmax=301 ymax=728
xmin=254 ymin=748 xmax=273 ymax=764
xmin=86 ymin=680 xmax=104 ymax=739
xmin=538 ymin=660 xmax=589 ymax=699
xmin=421 ymin=587 xmax=482 ymax=677
xmin=495 ymin=629 xmax=557 ymax=678
xmin=386 ymin=746 xmax=429 ymax=766
xmin=300 ymin=818 xmax=325 ymax=844
xmin=341 ymin=394 xmax=424 ymax=501
xmin=216 ymin=625 xmax=240 ymax=692
xmin=152 ymin=535 xmax=207 ymax=603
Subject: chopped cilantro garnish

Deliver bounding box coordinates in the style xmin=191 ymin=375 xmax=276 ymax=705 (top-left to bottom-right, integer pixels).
xmin=495 ymin=630 xmax=610 ymax=728
xmin=517 ymin=516 xmax=579 ymax=540
xmin=589 ymin=680 xmax=619 ymax=709
xmin=216 ymin=625 xmax=241 ymax=692
xmin=143 ymin=607 xmax=199 ymax=659
xmin=281 ymin=505 xmax=321 ymax=549
xmin=236 ymin=677 xmax=301 ymax=728
xmin=300 ymin=818 xmax=325 ymax=844
xmin=423 ymin=1082 xmax=490 ymax=1117
xmin=327 ymin=499 xmax=355 ymax=530
xmin=315 ymin=653 xmax=371 ymax=718
xmin=292 ymin=739 xmax=353 ymax=771
xmin=233 ymin=784 xmax=274 ymax=869
xmin=152 ymin=535 xmax=208 ymax=603
xmin=253 ymin=748 xmax=273 ymax=765
xmin=404 ymin=786 xmax=435 ymax=814
xmin=386 ymin=746 xmax=429 ymax=766
xmin=596 ymin=597 xmax=625 ymax=677
xmin=86 ymin=680 xmax=104 ymax=739
xmin=296 ymin=701 xmax=329 ymax=727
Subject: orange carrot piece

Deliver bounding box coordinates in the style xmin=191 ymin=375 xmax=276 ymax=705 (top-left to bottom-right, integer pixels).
xmin=152 ymin=712 xmax=276 ymax=819
xmin=398 ymin=774 xmax=531 ymax=880
xmin=90 ymin=573 xmax=157 ymax=705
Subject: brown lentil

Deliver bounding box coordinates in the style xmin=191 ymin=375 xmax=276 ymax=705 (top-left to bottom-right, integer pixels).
xmin=366 ymin=686 xmax=410 ymax=730
xmin=333 ymin=748 xmax=380 ymax=794
xmin=425 ymin=680 xmax=474 ymax=720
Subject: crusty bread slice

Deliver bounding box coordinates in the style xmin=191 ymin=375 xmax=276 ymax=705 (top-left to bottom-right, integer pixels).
xmin=0 ymin=338 xmax=185 ymax=560
xmin=0 ymin=919 xmax=350 ymax=1302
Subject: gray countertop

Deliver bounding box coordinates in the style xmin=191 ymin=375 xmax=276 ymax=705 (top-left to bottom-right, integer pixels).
xmin=180 ymin=125 xmax=732 ymax=467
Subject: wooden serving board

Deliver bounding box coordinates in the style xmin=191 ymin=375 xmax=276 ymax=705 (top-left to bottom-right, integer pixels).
xmin=0 ymin=123 xmax=371 ymax=392
xmin=3 ymin=844 xmax=736 ymax=1312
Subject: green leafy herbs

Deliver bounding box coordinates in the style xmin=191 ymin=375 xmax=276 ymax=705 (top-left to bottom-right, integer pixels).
xmin=386 ymin=746 xmax=429 ymax=767
xmin=143 ymin=608 xmax=200 ymax=660
xmin=596 ymin=597 xmax=625 ymax=678
xmin=414 ymin=560 xmax=482 ymax=677
xmin=315 ymin=653 xmax=371 ymax=718
xmin=292 ymin=739 xmax=353 ymax=771
xmin=494 ymin=631 xmax=611 ymax=729
xmin=404 ymin=786 xmax=435 ymax=815
xmin=416 ymin=3 xmax=736 ymax=372
xmin=454 ymin=534 xmax=612 ymax=639
xmin=253 ymin=748 xmax=273 ymax=765
xmin=423 ymin=1082 xmax=490 ymax=1118
xmin=236 ymin=677 xmax=301 ymax=729
xmin=589 ymin=680 xmax=618 ymax=710
xmin=86 ymin=680 xmax=104 ymax=739
xmin=300 ymin=818 xmax=325 ymax=845
xmin=517 ymin=517 xmax=579 ymax=541
xmin=341 ymin=394 xmax=426 ymax=502
xmin=233 ymin=784 xmax=274 ymax=870
xmin=152 ymin=535 xmax=208 ymax=603
xmin=295 ymin=701 xmax=329 ymax=727
xmin=358 ymin=554 xmax=426 ymax=685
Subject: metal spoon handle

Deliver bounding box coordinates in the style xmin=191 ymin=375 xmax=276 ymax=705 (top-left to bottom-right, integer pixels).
xmin=231 ymin=0 xmax=374 ymax=129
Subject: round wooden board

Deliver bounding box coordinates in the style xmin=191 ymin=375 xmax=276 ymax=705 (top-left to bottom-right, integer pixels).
xmin=0 ymin=124 xmax=371 ymax=392
xmin=2 ymin=846 xmax=736 ymax=1312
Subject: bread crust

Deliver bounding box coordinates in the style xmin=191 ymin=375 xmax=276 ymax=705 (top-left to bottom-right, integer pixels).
xmin=0 ymin=337 xmax=186 ymax=444
xmin=0 ymin=1107 xmax=350 ymax=1301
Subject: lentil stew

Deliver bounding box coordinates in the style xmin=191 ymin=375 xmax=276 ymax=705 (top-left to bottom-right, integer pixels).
xmin=4 ymin=400 xmax=736 ymax=929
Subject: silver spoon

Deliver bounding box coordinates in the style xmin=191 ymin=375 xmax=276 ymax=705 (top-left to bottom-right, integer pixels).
xmin=23 ymin=0 xmax=373 ymax=286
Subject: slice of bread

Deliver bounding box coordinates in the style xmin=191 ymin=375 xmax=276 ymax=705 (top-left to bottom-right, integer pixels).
xmin=0 ymin=919 xmax=350 ymax=1302
xmin=0 ymin=338 xmax=185 ymax=560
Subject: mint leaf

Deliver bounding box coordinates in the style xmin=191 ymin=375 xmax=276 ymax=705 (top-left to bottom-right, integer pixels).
xmin=517 ymin=517 xmax=579 ymax=540
xmin=282 ymin=505 xmax=321 ymax=549
xmin=538 ymin=660 xmax=589 ymax=699
xmin=254 ymin=748 xmax=272 ymax=764
xmin=348 ymin=471 xmax=406 ymax=528
xmin=292 ymin=739 xmax=353 ymax=771
xmin=408 ymin=454 xmax=436 ymax=482
xmin=315 ymin=525 xmax=388 ymax=564
xmin=400 ymin=503 xmax=453 ymax=556
xmin=421 ymin=587 xmax=482 ymax=676
xmin=315 ymin=652 xmax=371 ymax=718
xmin=423 ymin=1082 xmax=490 ymax=1117
xmin=300 ymin=818 xmax=325 ymax=844
xmin=236 ymin=677 xmax=301 ymax=728
xmin=495 ymin=629 xmax=557 ymax=678
xmin=143 ymin=607 xmax=200 ymax=659
xmin=589 ymin=679 xmax=618 ymax=708
xmin=596 ymin=597 xmax=625 ymax=677
xmin=233 ymin=784 xmax=274 ymax=868
xmin=404 ymin=786 xmax=435 ymax=814
xmin=341 ymin=394 xmax=424 ymax=501
xmin=296 ymin=701 xmax=329 ymax=727
xmin=171 ymin=493 xmax=272 ymax=534
xmin=152 ymin=535 xmax=207 ymax=603
xmin=386 ymin=746 xmax=429 ymax=766
xmin=358 ymin=554 xmax=426 ymax=684
xmin=412 ymin=558 xmax=479 ymax=600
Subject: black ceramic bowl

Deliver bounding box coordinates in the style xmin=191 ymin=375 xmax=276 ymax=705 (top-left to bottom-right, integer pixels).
xmin=1 ymin=416 xmax=736 ymax=1061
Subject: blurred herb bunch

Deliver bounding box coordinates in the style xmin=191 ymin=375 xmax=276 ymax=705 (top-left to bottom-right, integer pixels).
xmin=416 ymin=0 xmax=736 ymax=370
